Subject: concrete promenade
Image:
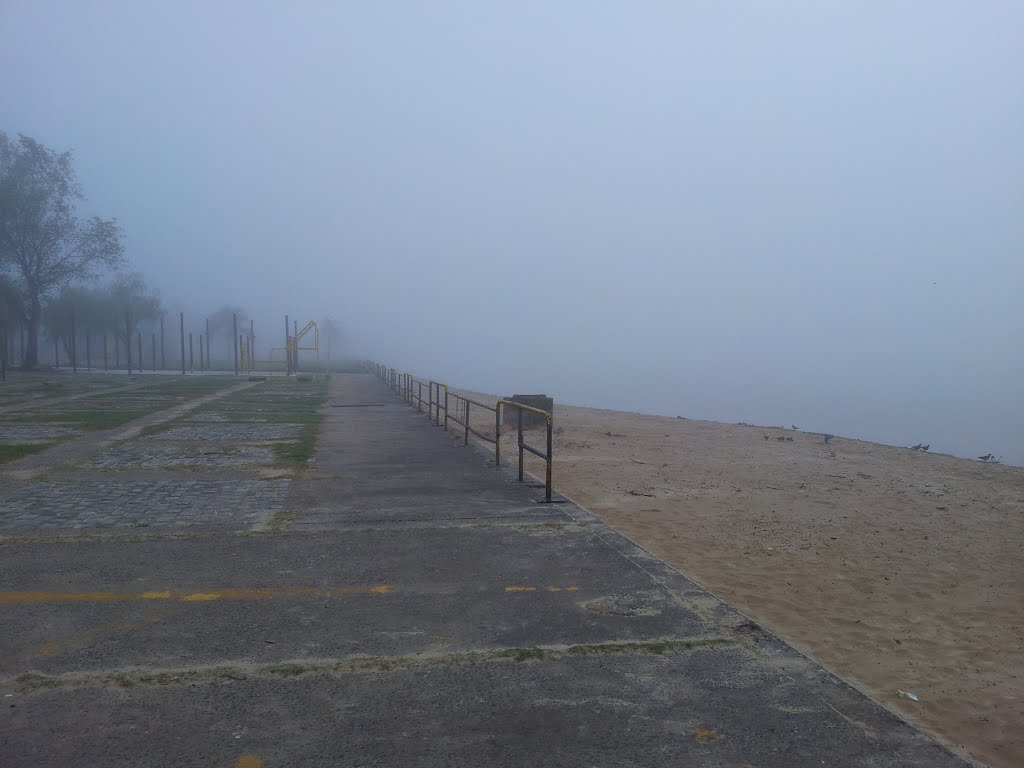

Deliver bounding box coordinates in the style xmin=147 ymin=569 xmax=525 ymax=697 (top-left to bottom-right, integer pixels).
xmin=0 ymin=373 xmax=969 ymax=766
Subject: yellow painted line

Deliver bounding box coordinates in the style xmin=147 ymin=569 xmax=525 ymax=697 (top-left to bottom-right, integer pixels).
xmin=235 ymin=756 xmax=264 ymax=768
xmin=505 ymin=585 xmax=579 ymax=593
xmin=692 ymin=726 xmax=726 ymax=745
xmin=0 ymin=585 xmax=390 ymax=607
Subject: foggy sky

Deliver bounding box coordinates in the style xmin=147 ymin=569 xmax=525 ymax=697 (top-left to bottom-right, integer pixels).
xmin=2 ymin=1 xmax=1022 ymax=464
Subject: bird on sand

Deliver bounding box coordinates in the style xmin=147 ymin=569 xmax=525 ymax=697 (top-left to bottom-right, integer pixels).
xmin=791 ymin=425 xmax=799 ymax=430
xmin=978 ymin=453 xmax=993 ymax=462
xmin=910 ymin=443 xmax=923 ymax=450
xmin=921 ymin=445 xmax=930 ymax=451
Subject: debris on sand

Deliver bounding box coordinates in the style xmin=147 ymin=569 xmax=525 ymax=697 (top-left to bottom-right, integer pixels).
xmin=823 ymin=434 xmax=834 ymax=444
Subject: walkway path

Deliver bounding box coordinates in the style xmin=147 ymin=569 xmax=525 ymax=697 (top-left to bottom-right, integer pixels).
xmin=0 ymin=373 xmax=969 ymax=766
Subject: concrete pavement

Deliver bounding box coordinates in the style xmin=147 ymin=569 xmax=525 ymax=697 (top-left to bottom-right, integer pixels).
xmin=0 ymin=373 xmax=970 ymax=767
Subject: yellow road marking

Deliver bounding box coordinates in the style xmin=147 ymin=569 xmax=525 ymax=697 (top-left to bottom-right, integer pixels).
xmin=692 ymin=726 xmax=726 ymax=744
xmin=235 ymin=756 xmax=264 ymax=768
xmin=0 ymin=585 xmax=390 ymax=606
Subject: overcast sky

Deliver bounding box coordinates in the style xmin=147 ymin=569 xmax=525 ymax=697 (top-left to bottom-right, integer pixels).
xmin=1 ymin=1 xmax=1022 ymax=463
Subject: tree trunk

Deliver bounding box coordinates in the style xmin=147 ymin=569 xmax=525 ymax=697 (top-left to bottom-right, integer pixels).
xmin=25 ymin=299 xmax=41 ymax=368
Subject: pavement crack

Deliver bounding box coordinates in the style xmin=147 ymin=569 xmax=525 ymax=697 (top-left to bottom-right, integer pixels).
xmin=5 ymin=637 xmax=741 ymax=693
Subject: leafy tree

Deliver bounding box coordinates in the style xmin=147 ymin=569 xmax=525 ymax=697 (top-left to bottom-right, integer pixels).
xmin=207 ymin=304 xmax=248 ymax=342
xmin=108 ymin=272 xmax=162 ymax=341
xmin=0 ymin=274 xmax=24 ymax=363
xmin=44 ymin=273 xmax=162 ymax=362
xmin=320 ymin=316 xmax=342 ymax=361
xmin=43 ymin=285 xmax=105 ymax=357
xmin=0 ymin=132 xmax=124 ymax=366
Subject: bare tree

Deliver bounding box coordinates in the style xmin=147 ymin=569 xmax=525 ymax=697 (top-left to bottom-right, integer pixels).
xmin=0 ymin=132 xmax=124 ymax=367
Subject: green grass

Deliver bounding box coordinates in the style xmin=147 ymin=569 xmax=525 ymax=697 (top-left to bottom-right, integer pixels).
xmin=113 ymin=377 xmax=240 ymax=397
xmin=187 ymin=379 xmax=328 ymax=468
xmin=5 ymin=409 xmax=156 ymax=430
xmin=0 ymin=443 xmax=53 ymax=464
xmin=272 ymin=419 xmax=323 ymax=468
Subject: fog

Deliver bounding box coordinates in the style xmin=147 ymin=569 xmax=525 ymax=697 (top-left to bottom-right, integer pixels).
xmin=2 ymin=1 xmax=1021 ymax=464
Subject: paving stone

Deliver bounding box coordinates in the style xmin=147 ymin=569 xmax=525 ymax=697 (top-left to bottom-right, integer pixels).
xmin=0 ymin=425 xmax=80 ymax=442
xmin=146 ymin=424 xmax=300 ymax=442
xmin=0 ymin=479 xmax=289 ymax=532
xmin=91 ymin=445 xmax=275 ymax=468
xmin=182 ymin=412 xmax=230 ymax=422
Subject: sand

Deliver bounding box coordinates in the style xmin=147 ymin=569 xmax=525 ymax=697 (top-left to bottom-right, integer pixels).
xmin=447 ymin=391 xmax=1024 ymax=768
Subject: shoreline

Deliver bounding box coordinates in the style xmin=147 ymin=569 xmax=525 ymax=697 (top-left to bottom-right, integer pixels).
xmin=448 ymin=388 xmax=1024 ymax=768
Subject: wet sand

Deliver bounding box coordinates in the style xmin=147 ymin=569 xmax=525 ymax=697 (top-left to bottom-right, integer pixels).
xmin=450 ymin=391 xmax=1024 ymax=768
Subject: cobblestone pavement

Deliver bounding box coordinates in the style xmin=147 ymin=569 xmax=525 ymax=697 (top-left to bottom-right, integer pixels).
xmin=0 ymin=479 xmax=289 ymax=532
xmin=183 ymin=412 xmax=230 ymax=422
xmin=0 ymin=425 xmax=81 ymax=442
xmin=146 ymin=424 xmax=300 ymax=442
xmin=91 ymin=445 xmax=275 ymax=469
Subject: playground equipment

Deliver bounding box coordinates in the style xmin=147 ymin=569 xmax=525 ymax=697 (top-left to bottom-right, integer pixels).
xmin=268 ymin=320 xmax=319 ymax=374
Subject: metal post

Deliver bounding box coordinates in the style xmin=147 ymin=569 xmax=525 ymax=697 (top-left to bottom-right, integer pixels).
xmin=205 ymin=317 xmax=211 ymax=369
xmin=250 ymin=319 xmax=254 ymax=374
xmin=284 ymin=315 xmax=290 ymax=375
xmin=125 ymin=312 xmax=132 ymax=374
xmin=160 ymin=313 xmax=165 ymax=369
xmin=137 ymin=332 xmax=142 ymax=374
xmin=545 ymin=417 xmax=553 ymax=502
xmin=199 ymin=334 xmax=204 ymax=372
xmin=233 ymin=313 xmax=238 ymax=375
xmin=70 ymin=305 xmax=77 ymax=373
xmin=179 ymin=312 xmax=185 ymax=375
xmin=518 ymin=409 xmax=525 ymax=482
xmin=464 ymin=401 xmax=470 ymax=446
xmin=495 ymin=405 xmax=501 ymax=467
xmin=444 ymin=386 xmax=449 ymax=431
xmin=189 ymin=333 xmax=194 ymax=372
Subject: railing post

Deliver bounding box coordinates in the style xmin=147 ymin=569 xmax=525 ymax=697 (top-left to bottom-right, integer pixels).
xmin=545 ymin=415 xmax=553 ymax=502
xmin=443 ymin=386 xmax=449 ymax=431
xmin=464 ymin=401 xmax=469 ymax=446
xmin=495 ymin=403 xmax=501 ymax=468
xmin=517 ymin=408 xmax=525 ymax=482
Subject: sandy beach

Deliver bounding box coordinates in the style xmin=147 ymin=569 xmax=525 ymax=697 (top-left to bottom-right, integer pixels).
xmin=448 ymin=391 xmax=1024 ymax=768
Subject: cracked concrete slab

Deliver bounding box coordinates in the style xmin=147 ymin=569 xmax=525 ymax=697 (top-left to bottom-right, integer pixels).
xmin=0 ymin=372 xmax=972 ymax=767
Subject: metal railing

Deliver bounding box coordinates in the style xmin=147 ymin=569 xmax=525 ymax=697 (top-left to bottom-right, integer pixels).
xmin=500 ymin=400 xmax=554 ymax=502
xmin=368 ymin=361 xmax=555 ymax=502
